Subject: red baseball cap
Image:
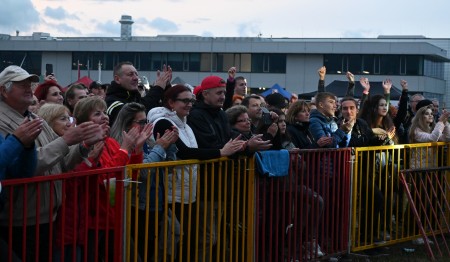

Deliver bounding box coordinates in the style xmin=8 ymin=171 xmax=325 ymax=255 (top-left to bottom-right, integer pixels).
xmin=193 ymin=76 xmax=226 ymax=95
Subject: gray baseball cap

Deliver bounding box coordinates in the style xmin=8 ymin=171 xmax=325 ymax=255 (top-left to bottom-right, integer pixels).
xmin=0 ymin=65 xmax=39 ymax=86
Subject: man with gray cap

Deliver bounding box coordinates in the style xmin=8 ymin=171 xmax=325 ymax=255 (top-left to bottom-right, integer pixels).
xmin=0 ymin=65 xmax=105 ymax=261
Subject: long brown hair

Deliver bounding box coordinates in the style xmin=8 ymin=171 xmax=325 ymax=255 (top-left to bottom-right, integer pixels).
xmin=408 ymin=105 xmax=435 ymax=143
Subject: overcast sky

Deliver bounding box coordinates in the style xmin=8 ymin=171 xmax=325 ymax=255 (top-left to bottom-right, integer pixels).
xmin=1 ymin=0 xmax=449 ymax=39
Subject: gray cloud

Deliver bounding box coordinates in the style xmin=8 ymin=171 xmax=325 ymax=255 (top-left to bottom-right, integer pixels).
xmin=96 ymin=20 xmax=119 ymax=36
xmin=44 ymin=6 xmax=79 ymax=20
xmin=144 ymin=17 xmax=178 ymax=33
xmin=0 ymin=0 xmax=40 ymax=32
xmin=51 ymin=22 xmax=82 ymax=35
xmin=135 ymin=17 xmax=179 ymax=33
xmin=237 ymin=22 xmax=260 ymax=37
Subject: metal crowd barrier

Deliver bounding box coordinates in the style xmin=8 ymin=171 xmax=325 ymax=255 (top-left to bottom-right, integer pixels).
xmin=0 ymin=167 xmax=125 ymax=262
xmin=399 ymin=166 xmax=450 ymax=260
xmin=124 ymin=156 xmax=254 ymax=262
xmin=2 ymin=142 xmax=450 ymax=261
xmin=351 ymin=142 xmax=450 ymax=252
xmin=254 ymin=148 xmax=352 ymax=261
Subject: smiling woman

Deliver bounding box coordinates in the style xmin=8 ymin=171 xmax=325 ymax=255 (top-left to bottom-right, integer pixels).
xmin=71 ymin=96 xmax=151 ymax=261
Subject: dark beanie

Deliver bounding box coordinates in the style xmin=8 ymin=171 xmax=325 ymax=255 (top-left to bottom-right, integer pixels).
xmin=416 ymin=99 xmax=433 ymax=112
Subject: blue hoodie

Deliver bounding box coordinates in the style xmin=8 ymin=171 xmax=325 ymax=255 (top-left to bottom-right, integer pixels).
xmin=309 ymin=109 xmax=346 ymax=148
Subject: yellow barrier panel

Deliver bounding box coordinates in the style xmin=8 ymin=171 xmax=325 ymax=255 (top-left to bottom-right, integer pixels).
xmin=351 ymin=142 xmax=450 ymax=252
xmin=123 ymin=156 xmax=254 ymax=262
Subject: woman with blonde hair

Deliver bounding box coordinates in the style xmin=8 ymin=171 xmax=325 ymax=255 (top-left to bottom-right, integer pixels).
xmin=409 ymin=105 xmax=450 ymax=168
xmin=37 ymin=103 xmax=72 ymax=136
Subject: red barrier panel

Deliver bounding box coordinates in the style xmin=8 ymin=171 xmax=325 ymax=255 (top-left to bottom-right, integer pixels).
xmin=254 ymin=148 xmax=352 ymax=261
xmin=400 ymin=167 xmax=450 ymax=261
xmin=0 ymin=167 xmax=125 ymax=262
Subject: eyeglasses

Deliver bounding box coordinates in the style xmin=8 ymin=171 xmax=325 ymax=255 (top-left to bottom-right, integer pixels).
xmin=133 ymin=119 xmax=149 ymax=126
xmin=236 ymin=118 xmax=251 ymax=123
xmin=175 ymin=98 xmax=196 ymax=104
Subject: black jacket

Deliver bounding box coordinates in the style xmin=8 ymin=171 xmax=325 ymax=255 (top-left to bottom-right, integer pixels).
xmin=187 ymin=100 xmax=231 ymax=150
xmin=344 ymin=118 xmax=384 ymax=148
xmin=105 ymin=81 xmax=164 ymax=125
xmin=286 ymin=122 xmax=318 ymax=149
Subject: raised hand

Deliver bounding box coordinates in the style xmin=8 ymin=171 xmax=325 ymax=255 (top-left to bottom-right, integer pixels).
xmin=83 ymin=123 xmax=107 ymax=146
xmin=121 ymin=126 xmax=139 ymax=152
xmin=340 ymin=118 xmax=355 ymax=133
xmin=14 ymin=117 xmax=43 ymax=147
xmin=228 ymin=67 xmax=237 ymax=79
xmin=134 ymin=123 xmax=154 ymax=153
xmin=359 ymin=77 xmax=370 ymax=94
xmin=386 ymin=126 xmax=396 ymax=140
xmin=63 ymin=121 xmax=103 ymax=146
xmin=439 ymin=110 xmax=449 ymax=123
xmin=318 ymin=66 xmax=326 ymax=80
xmin=155 ymin=127 xmax=179 ymax=149
xmin=220 ymin=135 xmax=246 ymax=156
xmin=154 ymin=64 xmax=172 ymax=89
xmin=346 ymin=72 xmax=355 ymax=83
xmin=267 ymin=122 xmax=279 ymax=137
xmin=382 ymin=79 xmax=392 ymax=94
xmin=400 ymin=80 xmax=408 ymax=90
xmin=88 ymin=141 xmax=105 ymax=160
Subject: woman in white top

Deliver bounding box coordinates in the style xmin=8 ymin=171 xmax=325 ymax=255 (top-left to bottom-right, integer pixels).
xmin=409 ymin=105 xmax=450 ymax=168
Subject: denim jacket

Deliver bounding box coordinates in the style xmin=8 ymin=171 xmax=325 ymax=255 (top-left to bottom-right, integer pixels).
xmin=137 ymin=143 xmax=177 ymax=211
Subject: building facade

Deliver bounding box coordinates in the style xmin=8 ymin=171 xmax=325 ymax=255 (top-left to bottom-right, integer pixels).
xmin=0 ymin=31 xmax=449 ymax=104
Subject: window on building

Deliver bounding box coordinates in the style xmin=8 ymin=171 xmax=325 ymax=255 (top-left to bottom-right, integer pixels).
xmin=251 ymin=54 xmax=286 ymax=73
xmin=380 ymin=55 xmax=400 ymax=75
xmin=139 ymin=53 xmax=152 ymax=71
xmin=323 ymin=54 xmax=343 ymax=74
xmin=189 ymin=53 xmax=200 ymax=71
xmin=346 ymin=55 xmax=362 ymax=74
xmin=200 ymin=53 xmax=218 ymax=72
xmin=362 ymin=55 xmax=374 ymax=74
xmin=424 ymin=58 xmax=444 ymax=79
xmin=240 ymin=54 xmax=251 ymax=72
xmin=405 ymin=55 xmax=423 ymax=75
xmin=167 ymin=53 xmax=183 ymax=71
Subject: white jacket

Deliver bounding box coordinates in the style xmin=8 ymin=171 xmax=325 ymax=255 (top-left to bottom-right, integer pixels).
xmin=148 ymin=107 xmax=198 ymax=204
xmin=410 ymin=121 xmax=450 ymax=169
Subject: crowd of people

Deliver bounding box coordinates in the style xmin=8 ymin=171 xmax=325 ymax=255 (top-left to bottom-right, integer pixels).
xmin=0 ymin=61 xmax=448 ymax=261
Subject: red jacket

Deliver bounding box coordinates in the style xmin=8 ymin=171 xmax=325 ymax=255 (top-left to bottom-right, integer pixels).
xmin=55 ymin=137 xmax=143 ymax=246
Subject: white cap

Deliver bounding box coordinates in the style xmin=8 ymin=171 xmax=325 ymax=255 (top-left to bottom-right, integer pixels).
xmin=0 ymin=65 xmax=39 ymax=86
